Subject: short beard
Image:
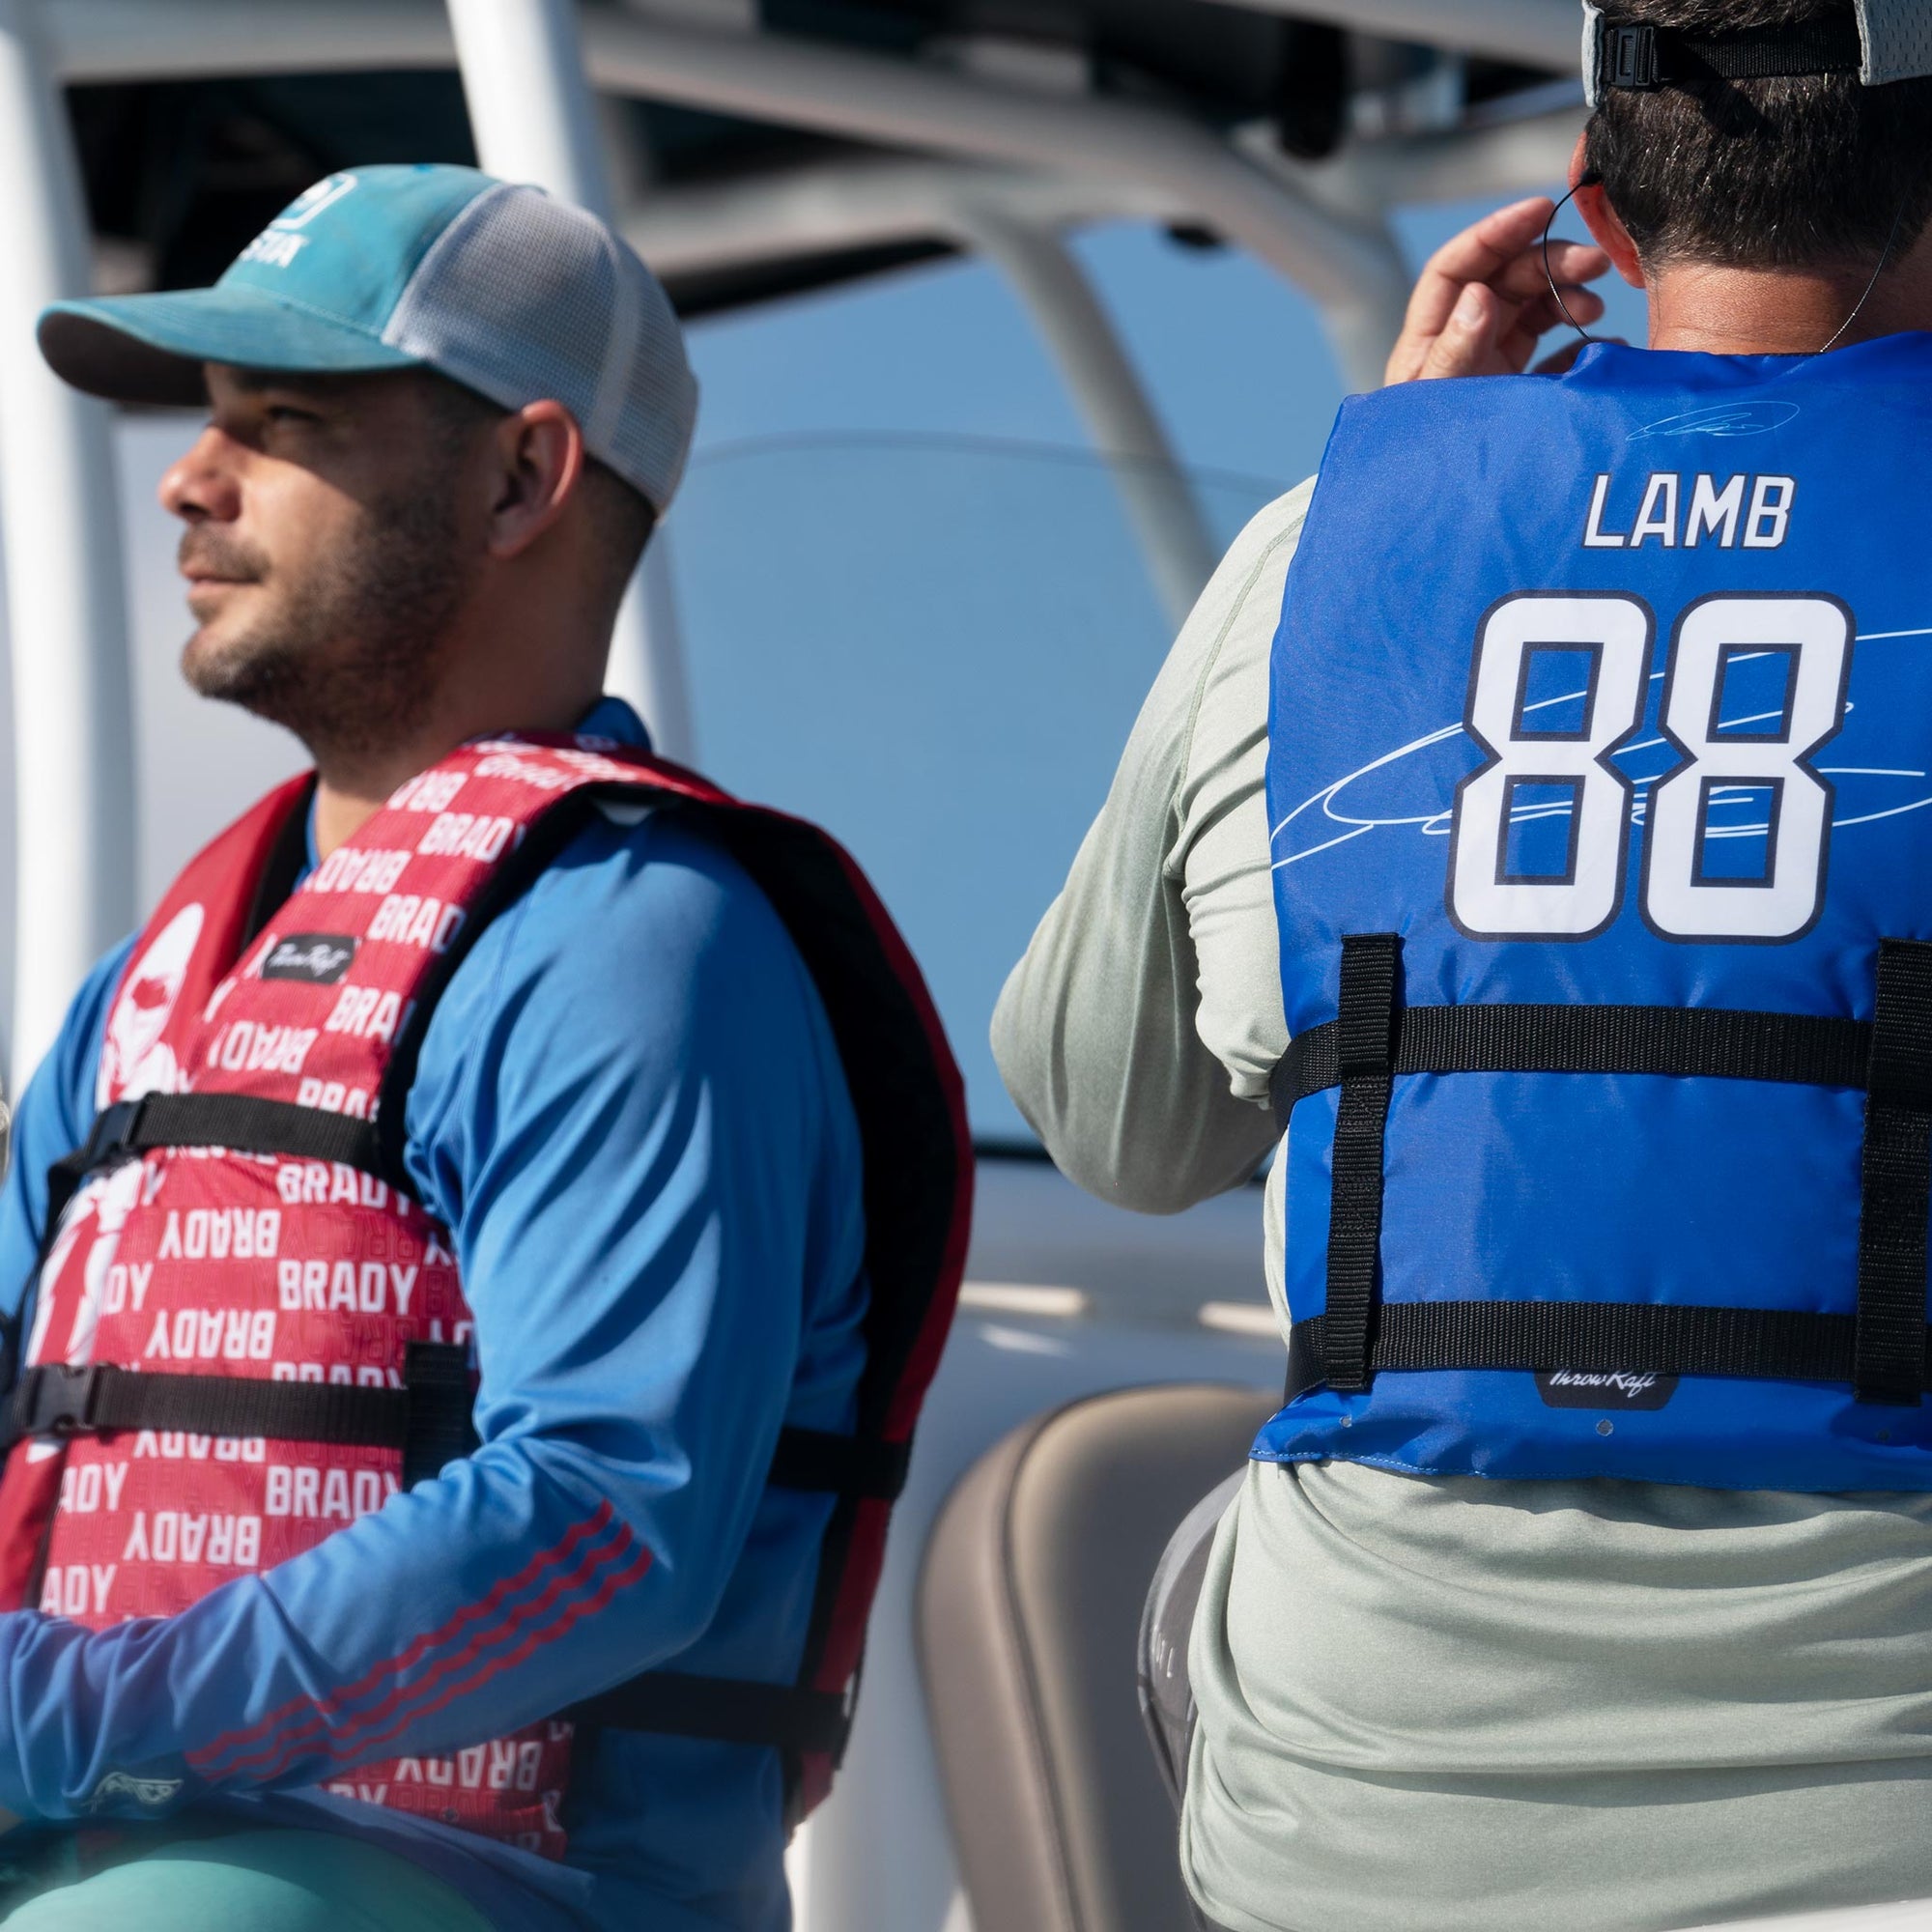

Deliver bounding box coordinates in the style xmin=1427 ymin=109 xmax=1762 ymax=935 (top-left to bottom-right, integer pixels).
xmin=182 ymin=479 xmax=470 ymax=765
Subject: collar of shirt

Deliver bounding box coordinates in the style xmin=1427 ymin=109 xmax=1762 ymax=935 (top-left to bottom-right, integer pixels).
xmin=301 ymin=695 xmax=654 ymax=872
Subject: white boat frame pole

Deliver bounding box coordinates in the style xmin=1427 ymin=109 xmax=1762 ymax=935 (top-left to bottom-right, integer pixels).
xmin=964 ymin=213 xmax=1220 ymax=628
xmin=444 ymin=0 xmax=696 ymax=760
xmin=0 ymin=0 xmax=135 ymax=1087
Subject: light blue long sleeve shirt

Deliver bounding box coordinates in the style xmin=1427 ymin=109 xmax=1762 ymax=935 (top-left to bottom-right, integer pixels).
xmin=0 ymin=698 xmax=868 ymax=1932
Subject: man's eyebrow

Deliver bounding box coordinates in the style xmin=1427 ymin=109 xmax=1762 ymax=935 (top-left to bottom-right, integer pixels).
xmin=222 ymin=368 xmax=337 ymax=400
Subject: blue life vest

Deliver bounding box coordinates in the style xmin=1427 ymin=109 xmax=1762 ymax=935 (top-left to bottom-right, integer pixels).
xmin=1258 ymin=335 xmax=1932 ymax=1492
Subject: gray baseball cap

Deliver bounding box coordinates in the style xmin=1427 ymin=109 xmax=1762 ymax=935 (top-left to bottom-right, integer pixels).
xmin=38 ymin=162 xmax=697 ymax=516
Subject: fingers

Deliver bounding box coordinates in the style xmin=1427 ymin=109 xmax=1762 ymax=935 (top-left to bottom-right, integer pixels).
xmin=1409 ymin=195 xmax=1557 ymax=319
xmin=1415 ymin=281 xmax=1506 ymax=381
xmin=1488 ymin=238 xmax=1611 ymax=302
xmin=1496 ymin=284 xmax=1607 ymax=366
xmin=1388 ymin=277 xmax=1606 ymax=386
xmin=1395 ymin=199 xmax=1547 ymax=361
xmin=1384 ymin=198 xmax=1617 ymax=387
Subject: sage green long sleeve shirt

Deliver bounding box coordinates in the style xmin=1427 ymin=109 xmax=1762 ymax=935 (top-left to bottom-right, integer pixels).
xmin=992 ymin=484 xmax=1932 ymax=1932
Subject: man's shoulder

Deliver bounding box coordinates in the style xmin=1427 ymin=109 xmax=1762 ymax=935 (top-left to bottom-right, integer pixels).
xmin=397 ymin=795 xmax=853 ymax=1214
xmin=428 ymin=797 xmax=826 ymax=1072
xmin=1170 ymin=474 xmax=1318 ymax=763
xmin=1230 ymin=476 xmax=1317 ymax=570
xmin=555 ymin=795 xmax=796 ymax=944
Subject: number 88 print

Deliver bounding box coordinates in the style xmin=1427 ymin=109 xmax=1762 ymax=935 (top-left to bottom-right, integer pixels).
xmin=1448 ymin=591 xmax=1852 ymax=943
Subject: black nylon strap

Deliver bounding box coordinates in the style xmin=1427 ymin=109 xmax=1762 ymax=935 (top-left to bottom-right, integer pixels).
xmin=0 ymin=1344 xmax=479 ymax=1483
xmin=1273 ymin=1004 xmax=1871 ymax=1126
xmin=766 ymin=1428 xmax=910 ymax=1501
xmin=1855 ymin=940 xmax=1932 ymax=1406
xmin=1601 ymin=19 xmax=1862 ymax=93
xmin=126 ymin=1094 xmax=384 ymax=1170
xmin=570 ymin=1672 xmax=851 ymax=1755
xmin=399 ymin=1342 xmax=483 ymax=1488
xmin=46 ymin=1094 xmax=386 ymax=1232
xmin=0 ymin=1359 xmax=901 ymax=1498
xmin=1283 ymin=1300 xmax=1932 ymax=1404
xmin=242 ymin=776 xmax=319 ymax=949
xmin=4 ymin=1364 xmax=411 ymax=1449
xmin=1321 ymin=935 xmax=1401 ymax=1395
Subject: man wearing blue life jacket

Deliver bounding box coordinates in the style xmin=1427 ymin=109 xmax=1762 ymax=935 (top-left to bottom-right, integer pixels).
xmin=0 ymin=165 xmax=966 ymax=1931
xmin=996 ymin=3 xmax=1932 ymax=1926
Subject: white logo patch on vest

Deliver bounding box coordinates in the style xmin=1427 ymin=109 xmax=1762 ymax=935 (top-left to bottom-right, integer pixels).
xmin=263 ymin=933 xmax=359 ymax=984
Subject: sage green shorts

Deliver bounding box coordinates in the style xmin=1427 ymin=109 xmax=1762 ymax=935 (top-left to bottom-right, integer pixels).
xmin=0 ymin=1829 xmax=496 ymax=1932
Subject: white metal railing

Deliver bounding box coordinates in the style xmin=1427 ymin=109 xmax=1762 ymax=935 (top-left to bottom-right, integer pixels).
xmin=0 ymin=0 xmax=134 ymax=1085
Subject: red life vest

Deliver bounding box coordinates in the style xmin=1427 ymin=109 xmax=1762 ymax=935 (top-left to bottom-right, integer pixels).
xmin=0 ymin=732 xmax=970 ymax=1851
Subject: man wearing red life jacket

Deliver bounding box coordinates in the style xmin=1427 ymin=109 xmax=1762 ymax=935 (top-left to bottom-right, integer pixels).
xmin=0 ymin=164 xmax=967 ymax=1931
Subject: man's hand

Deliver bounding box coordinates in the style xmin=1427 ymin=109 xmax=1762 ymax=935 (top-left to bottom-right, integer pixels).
xmin=1384 ymin=194 xmax=1613 ymax=386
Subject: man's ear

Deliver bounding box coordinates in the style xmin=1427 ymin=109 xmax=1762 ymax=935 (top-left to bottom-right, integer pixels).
xmin=1570 ymin=130 xmax=1646 ymax=290
xmin=484 ymin=400 xmax=586 ymax=560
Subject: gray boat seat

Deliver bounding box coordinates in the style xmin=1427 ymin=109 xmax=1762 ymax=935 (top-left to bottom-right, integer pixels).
xmin=917 ymin=1382 xmax=1273 ymax=1932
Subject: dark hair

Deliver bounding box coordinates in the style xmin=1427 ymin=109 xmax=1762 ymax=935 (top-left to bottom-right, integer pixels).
xmin=416 ymin=369 xmax=657 ymax=606
xmin=1584 ymin=0 xmax=1932 ymax=270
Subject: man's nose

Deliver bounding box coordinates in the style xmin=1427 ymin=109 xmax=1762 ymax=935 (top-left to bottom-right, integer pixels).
xmin=158 ymin=425 xmax=242 ymax=525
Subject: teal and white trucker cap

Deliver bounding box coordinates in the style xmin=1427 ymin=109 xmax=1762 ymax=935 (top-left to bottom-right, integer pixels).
xmin=38 ymin=162 xmax=696 ymax=515
xmin=1583 ymin=0 xmax=1932 ymax=105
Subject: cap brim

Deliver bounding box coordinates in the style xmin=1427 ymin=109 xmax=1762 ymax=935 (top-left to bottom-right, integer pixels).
xmin=38 ymin=285 xmax=423 ymax=406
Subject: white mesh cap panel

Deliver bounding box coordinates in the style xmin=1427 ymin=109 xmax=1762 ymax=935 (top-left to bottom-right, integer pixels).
xmin=1582 ymin=2 xmax=1605 ymax=106
xmin=1857 ymin=0 xmax=1932 ymax=83
xmin=382 ymin=183 xmax=696 ymax=514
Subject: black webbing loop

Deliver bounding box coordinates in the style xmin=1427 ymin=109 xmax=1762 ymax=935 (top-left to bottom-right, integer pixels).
xmin=766 ymin=1427 xmax=910 ymax=1501
xmin=1855 ymin=940 xmax=1932 ymax=1406
xmin=1272 ymin=1004 xmax=1872 ymax=1127
xmin=1321 ymin=935 xmax=1401 ymax=1395
xmin=1283 ymin=1299 xmax=1932 ymax=1403
xmin=570 ymin=1671 xmax=852 ymax=1756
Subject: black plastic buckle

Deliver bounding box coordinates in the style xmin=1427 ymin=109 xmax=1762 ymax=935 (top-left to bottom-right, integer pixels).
xmin=81 ymin=1096 xmax=147 ymax=1172
xmin=1607 ymin=24 xmax=1662 ymax=90
xmin=11 ymin=1364 xmax=105 ymax=1441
